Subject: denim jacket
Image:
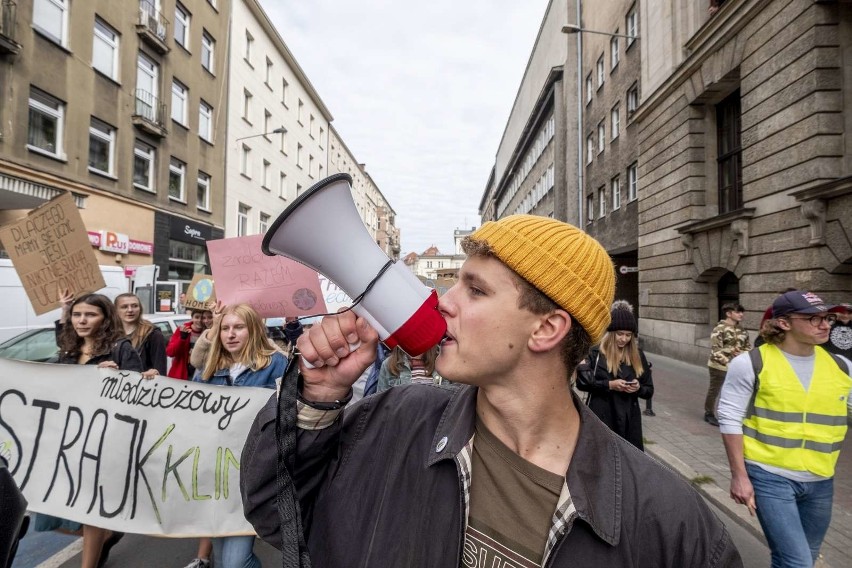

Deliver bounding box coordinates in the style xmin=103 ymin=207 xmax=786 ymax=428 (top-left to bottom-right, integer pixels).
xmin=193 ymin=351 xmax=286 ymax=389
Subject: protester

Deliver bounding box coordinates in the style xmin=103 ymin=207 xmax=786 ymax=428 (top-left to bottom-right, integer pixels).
xmin=824 ymin=302 xmax=851 ymax=359
xmin=34 ymin=292 xmax=143 ymax=568
xmin=166 ymin=309 xmax=207 ymax=379
xmin=576 ymin=300 xmax=653 ymax=451
xmin=718 ymin=290 xmax=851 ymax=568
xmin=376 ymin=344 xmax=441 ymax=392
xmin=241 ymin=215 xmax=741 ymax=567
xmin=114 ymin=293 xmax=167 ymax=378
xmin=194 ymin=304 xmax=286 ymax=568
xmin=705 ymin=302 xmax=751 ymax=426
xmin=754 ymin=287 xmax=798 ymax=348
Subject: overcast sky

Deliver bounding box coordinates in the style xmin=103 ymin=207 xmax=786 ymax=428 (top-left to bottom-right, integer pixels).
xmin=259 ymin=0 xmax=550 ymax=255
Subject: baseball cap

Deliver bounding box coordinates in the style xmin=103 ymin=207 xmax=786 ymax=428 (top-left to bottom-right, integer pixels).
xmin=771 ymin=290 xmax=834 ymax=318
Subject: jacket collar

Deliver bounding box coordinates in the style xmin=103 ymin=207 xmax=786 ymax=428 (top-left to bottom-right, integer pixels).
xmin=426 ymin=385 xmax=621 ymax=546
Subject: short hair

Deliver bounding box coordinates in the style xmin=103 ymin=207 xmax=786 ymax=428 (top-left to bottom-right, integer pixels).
xmin=462 ymin=237 xmax=591 ymax=376
xmin=721 ymin=302 xmax=744 ymax=315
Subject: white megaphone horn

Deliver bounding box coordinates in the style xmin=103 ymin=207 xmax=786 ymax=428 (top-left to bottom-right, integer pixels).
xmin=262 ymin=173 xmax=447 ymax=357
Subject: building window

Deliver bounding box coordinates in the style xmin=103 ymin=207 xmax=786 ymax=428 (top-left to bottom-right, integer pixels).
xmin=171 ymin=79 xmax=188 ymax=125
xmin=265 ymin=57 xmax=273 ymax=86
xmin=245 ymin=30 xmax=254 ymax=64
xmin=201 ymin=31 xmax=215 ymax=72
xmin=610 ymin=34 xmax=619 ymax=70
xmin=28 ymin=88 xmax=64 ymax=158
xmin=92 ymin=17 xmax=119 ymax=80
xmin=282 ymin=78 xmax=289 ymax=107
xmin=279 ymin=128 xmax=287 ymax=153
xmin=242 ymin=89 xmax=253 ymax=123
xmin=262 ymin=159 xmax=271 ymax=189
xmin=597 ymin=121 xmax=605 ymax=154
xmin=626 ymin=8 xmax=638 ymax=46
xmin=34 ymin=0 xmax=68 ymax=45
xmin=169 ymin=158 xmax=186 ymax=201
xmin=136 ymin=53 xmax=159 ymax=120
xmin=297 ymin=143 xmax=303 ymax=168
xmin=611 ymin=105 xmax=620 ymax=140
xmin=586 ymin=194 xmax=594 ymax=224
xmin=308 ymin=155 xmax=314 ymax=178
xmin=199 ymin=100 xmax=213 ymax=142
xmin=309 ymin=114 xmax=315 ymax=138
xmin=586 ymin=134 xmax=594 ymax=165
xmin=598 ymin=186 xmax=607 ymax=218
xmin=612 ymin=176 xmax=621 ymax=210
xmin=319 ymin=164 xmax=323 ymax=179
xmin=296 ymin=183 xmax=302 ymax=196
xmin=259 ymin=213 xmax=270 ymax=234
xmin=197 ymin=171 xmax=210 ymax=210
xmin=627 ymin=83 xmax=639 ymax=115
xmin=596 ymin=55 xmax=605 ymax=88
xmin=717 ymin=90 xmax=743 ymax=214
xmin=279 ymin=172 xmax=287 ymax=199
xmin=240 ymin=144 xmax=251 ymax=178
xmin=237 ymin=204 xmax=250 ymax=237
xmin=133 ymin=141 xmax=155 ymax=191
xmin=297 ymin=99 xmax=304 ymax=124
xmin=263 ymin=109 xmax=271 ymax=135
xmin=88 ymin=118 xmax=115 ymax=176
xmin=174 ymin=3 xmax=190 ymax=49
xmin=319 ymin=126 xmax=325 ymax=148
xmin=628 ymin=162 xmax=638 ymax=201
xmin=585 ymin=73 xmax=593 ymax=105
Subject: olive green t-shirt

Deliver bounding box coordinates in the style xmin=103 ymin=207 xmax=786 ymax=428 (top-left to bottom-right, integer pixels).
xmin=461 ymin=418 xmax=564 ymax=567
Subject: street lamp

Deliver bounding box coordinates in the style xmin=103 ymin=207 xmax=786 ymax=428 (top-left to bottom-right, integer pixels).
xmin=235 ymin=126 xmax=286 ymax=142
xmin=561 ymin=24 xmax=639 ymax=40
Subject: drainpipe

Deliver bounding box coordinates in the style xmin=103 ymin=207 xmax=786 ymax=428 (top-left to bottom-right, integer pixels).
xmin=575 ymin=0 xmax=584 ymax=228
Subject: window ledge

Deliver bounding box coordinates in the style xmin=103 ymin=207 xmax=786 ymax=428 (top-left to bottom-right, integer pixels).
xmin=88 ymin=167 xmax=117 ymax=180
xmin=27 ymin=145 xmax=67 ymax=162
xmin=197 ymin=206 xmax=212 ymax=214
xmin=242 ymin=117 xmax=253 ymax=127
xmin=134 ymin=183 xmax=156 ymax=194
xmin=676 ymin=208 xmax=756 ymax=235
xmin=172 ymin=119 xmax=189 ymax=131
xmin=168 ymin=196 xmax=187 ymax=204
xmin=32 ymin=27 xmax=71 ymax=53
xmin=200 ymin=136 xmax=214 ymax=146
xmin=93 ymin=70 xmax=121 ymax=87
xmin=241 ymin=173 xmax=252 ymax=180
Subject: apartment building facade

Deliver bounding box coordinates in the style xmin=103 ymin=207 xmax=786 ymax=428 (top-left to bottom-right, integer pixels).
xmin=581 ymin=1 xmax=641 ymax=310
xmin=0 ymin=0 xmax=229 ymax=293
xmin=225 ymin=0 xmax=331 ymax=238
xmin=634 ymin=0 xmax=852 ymax=364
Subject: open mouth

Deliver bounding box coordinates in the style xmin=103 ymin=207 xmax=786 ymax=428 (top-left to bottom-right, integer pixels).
xmin=440 ymin=332 xmax=455 ymax=346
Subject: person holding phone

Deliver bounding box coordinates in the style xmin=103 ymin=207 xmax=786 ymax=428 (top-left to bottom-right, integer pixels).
xmin=576 ymin=300 xmax=653 ymax=450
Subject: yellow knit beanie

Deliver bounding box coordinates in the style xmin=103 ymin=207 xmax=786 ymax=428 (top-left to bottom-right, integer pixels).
xmin=471 ymin=215 xmax=615 ymax=343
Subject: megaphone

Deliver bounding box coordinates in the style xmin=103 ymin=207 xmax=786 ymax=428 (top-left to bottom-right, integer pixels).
xmin=262 ymin=173 xmax=447 ymax=357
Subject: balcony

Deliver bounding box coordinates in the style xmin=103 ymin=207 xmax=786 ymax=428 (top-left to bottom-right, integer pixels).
xmin=136 ymin=0 xmax=169 ymax=54
xmin=132 ymin=90 xmax=167 ymax=137
xmin=0 ymin=1 xmax=21 ymax=55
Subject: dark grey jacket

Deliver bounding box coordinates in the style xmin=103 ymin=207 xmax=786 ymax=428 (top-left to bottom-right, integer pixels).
xmin=241 ymin=382 xmax=742 ymax=567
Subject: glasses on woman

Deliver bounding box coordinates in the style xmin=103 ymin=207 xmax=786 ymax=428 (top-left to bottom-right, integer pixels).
xmin=786 ymin=314 xmax=838 ymax=327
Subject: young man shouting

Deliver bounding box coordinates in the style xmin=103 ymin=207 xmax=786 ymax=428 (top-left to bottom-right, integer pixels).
xmin=241 ymin=215 xmax=742 ymax=567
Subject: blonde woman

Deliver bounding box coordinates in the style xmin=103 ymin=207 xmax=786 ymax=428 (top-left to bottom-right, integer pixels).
xmin=193 ymin=304 xmax=286 ymax=568
xmin=576 ymin=300 xmax=653 ymax=450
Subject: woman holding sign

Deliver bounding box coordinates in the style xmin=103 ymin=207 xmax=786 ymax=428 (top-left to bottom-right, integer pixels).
xmin=194 ymin=304 xmax=286 ymax=568
xmin=36 ymin=292 xmax=143 ymax=567
xmin=114 ymin=293 xmax=167 ymax=378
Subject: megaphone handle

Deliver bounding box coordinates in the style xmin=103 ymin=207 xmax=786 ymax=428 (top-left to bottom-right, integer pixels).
xmin=301 ymin=340 xmax=362 ymax=369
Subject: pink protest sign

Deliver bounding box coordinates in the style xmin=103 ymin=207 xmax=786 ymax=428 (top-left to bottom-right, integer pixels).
xmin=207 ymin=234 xmax=328 ymax=318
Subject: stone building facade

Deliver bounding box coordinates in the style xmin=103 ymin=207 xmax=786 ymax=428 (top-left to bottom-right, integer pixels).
xmin=581 ymin=1 xmax=642 ymax=310
xmin=635 ymin=0 xmax=852 ymax=364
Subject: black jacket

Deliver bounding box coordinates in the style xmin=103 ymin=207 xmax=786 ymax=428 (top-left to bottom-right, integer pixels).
xmin=576 ymin=347 xmax=653 ymax=450
xmin=241 ymin=377 xmax=741 ymax=567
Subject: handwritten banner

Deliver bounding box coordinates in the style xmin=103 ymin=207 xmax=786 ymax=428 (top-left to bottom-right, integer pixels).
xmin=184 ymin=273 xmax=217 ymax=311
xmin=0 ymin=359 xmax=273 ymax=536
xmin=207 ymin=234 xmax=327 ymax=318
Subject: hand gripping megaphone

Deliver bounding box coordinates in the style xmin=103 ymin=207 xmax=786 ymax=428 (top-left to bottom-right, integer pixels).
xmin=261 ymin=173 xmax=447 ymax=357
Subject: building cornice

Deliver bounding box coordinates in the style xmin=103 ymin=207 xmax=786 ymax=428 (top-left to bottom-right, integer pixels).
xmin=632 ymin=0 xmax=775 ymax=123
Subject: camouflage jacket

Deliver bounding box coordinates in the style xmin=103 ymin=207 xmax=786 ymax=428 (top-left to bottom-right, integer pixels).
xmin=708 ymin=320 xmax=751 ymax=370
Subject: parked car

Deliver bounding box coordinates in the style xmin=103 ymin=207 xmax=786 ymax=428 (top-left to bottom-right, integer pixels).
xmin=0 ymin=314 xmax=190 ymax=364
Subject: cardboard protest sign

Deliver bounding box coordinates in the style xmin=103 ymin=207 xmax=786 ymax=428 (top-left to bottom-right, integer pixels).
xmin=207 ymin=234 xmax=327 ymax=318
xmin=0 ymin=359 xmax=271 ymax=536
xmin=184 ymin=274 xmax=216 ymax=310
xmin=0 ymin=192 xmax=105 ymax=315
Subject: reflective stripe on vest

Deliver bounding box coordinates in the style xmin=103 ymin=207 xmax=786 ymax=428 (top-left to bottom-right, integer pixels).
xmin=743 ymin=345 xmax=850 ymax=478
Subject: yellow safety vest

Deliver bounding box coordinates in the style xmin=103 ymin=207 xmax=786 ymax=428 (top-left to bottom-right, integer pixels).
xmin=743 ymin=345 xmax=850 ymax=477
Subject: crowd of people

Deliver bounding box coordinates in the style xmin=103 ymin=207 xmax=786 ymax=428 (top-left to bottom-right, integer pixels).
xmin=2 ymin=214 xmax=850 ymax=568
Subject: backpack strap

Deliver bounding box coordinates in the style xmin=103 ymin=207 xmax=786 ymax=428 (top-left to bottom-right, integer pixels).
xmin=746 ymin=347 xmax=763 ymax=413
xmin=828 ymin=352 xmax=849 ymax=375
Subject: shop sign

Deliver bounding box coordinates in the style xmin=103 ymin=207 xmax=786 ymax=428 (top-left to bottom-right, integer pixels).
xmin=87 ymin=231 xmax=154 ymax=256
xmin=169 ymin=218 xmax=212 ymax=243
xmin=98 ymin=230 xmax=129 ymax=254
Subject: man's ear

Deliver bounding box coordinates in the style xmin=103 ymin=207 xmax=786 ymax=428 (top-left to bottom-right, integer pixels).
xmin=775 ymin=317 xmax=792 ymax=331
xmin=528 ymin=310 xmax=571 ymax=354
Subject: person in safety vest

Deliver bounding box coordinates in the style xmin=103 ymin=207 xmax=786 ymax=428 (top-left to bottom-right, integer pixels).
xmin=718 ymin=290 xmax=851 ymax=568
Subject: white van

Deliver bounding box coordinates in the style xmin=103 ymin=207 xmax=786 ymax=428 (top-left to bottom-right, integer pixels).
xmin=0 ymin=259 xmax=128 ymax=342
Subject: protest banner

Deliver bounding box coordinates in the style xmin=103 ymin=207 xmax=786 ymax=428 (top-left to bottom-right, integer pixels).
xmin=184 ymin=274 xmax=216 ymax=310
xmin=0 ymin=192 xmax=106 ymax=315
xmin=207 ymin=234 xmax=327 ymax=318
xmin=0 ymin=359 xmax=272 ymax=536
